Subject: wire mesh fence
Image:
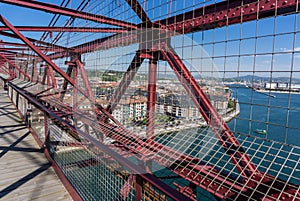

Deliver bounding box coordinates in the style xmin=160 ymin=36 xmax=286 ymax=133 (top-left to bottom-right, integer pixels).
xmin=1 ymin=0 xmax=300 ymax=200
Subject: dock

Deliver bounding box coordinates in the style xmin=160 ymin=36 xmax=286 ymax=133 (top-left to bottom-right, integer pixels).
xmin=0 ymin=87 xmax=72 ymax=201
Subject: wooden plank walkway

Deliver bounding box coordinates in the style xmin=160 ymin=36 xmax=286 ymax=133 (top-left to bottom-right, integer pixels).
xmin=0 ymin=87 xmax=73 ymax=201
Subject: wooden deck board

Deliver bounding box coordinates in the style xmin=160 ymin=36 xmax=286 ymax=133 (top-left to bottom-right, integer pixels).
xmin=0 ymin=88 xmax=72 ymax=201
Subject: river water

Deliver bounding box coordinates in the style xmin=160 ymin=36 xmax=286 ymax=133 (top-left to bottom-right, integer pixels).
xmin=227 ymin=85 xmax=300 ymax=146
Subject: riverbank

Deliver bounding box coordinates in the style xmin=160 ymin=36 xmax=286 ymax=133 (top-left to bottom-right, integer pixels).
xmin=223 ymin=101 xmax=240 ymax=123
xmin=256 ymin=89 xmax=300 ymax=94
xmin=132 ymin=101 xmax=241 ymax=138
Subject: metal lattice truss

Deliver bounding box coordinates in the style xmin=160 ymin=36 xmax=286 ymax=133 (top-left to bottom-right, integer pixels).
xmin=0 ymin=0 xmax=300 ymax=200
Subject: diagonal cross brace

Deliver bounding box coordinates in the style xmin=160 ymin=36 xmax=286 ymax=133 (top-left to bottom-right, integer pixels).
xmin=161 ymin=45 xmax=258 ymax=178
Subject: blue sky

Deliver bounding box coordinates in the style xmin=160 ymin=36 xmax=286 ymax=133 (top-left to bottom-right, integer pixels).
xmin=0 ymin=0 xmax=299 ymax=79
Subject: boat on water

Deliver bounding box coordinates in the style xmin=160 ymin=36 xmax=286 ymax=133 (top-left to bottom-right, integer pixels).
xmin=255 ymin=129 xmax=267 ymax=135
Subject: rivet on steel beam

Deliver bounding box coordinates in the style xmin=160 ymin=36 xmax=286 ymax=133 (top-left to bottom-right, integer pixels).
xmin=271 ymin=3 xmax=276 ymax=8
xmin=260 ymin=6 xmax=265 ymax=10
xmin=250 ymin=8 xmax=255 ymax=12
xmin=232 ymin=12 xmax=236 ymax=16
xmin=216 ymin=16 xmax=219 ymax=20
xmin=266 ymin=0 xmax=270 ymax=2
xmin=282 ymin=0 xmax=288 ymax=5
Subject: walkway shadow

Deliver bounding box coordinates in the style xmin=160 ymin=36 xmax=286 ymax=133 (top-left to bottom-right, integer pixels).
xmin=0 ymin=162 xmax=51 ymax=198
xmin=0 ymin=131 xmax=40 ymax=158
xmin=0 ymin=125 xmax=27 ymax=136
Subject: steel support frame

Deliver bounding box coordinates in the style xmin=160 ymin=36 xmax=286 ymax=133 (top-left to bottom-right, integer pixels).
xmin=0 ymin=49 xmax=40 ymax=59
xmin=0 ymin=53 xmax=29 ymax=79
xmin=45 ymin=0 xmax=300 ymax=59
xmin=0 ymin=41 xmax=27 ymax=47
xmin=0 ymin=47 xmax=70 ymax=52
xmin=0 ymin=1 xmax=300 ymax=199
xmin=0 ymin=16 xmax=91 ymax=94
xmin=146 ymin=58 xmax=157 ymax=139
xmin=0 ymin=31 xmax=70 ymax=52
xmin=0 ymin=26 xmax=128 ymax=33
xmin=160 ymin=45 xmax=257 ymax=177
xmin=8 ymin=82 xmax=192 ymax=201
xmin=125 ymin=0 xmax=151 ymax=24
xmin=158 ymin=0 xmax=300 ymax=33
xmin=0 ymin=0 xmax=137 ymax=29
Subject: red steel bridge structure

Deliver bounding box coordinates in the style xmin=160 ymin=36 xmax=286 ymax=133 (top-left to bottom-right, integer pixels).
xmin=0 ymin=0 xmax=300 ymax=200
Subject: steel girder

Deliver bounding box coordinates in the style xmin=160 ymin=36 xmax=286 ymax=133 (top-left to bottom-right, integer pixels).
xmin=0 ymin=26 xmax=128 ymax=33
xmin=158 ymin=0 xmax=300 ymax=33
xmin=0 ymin=31 xmax=70 ymax=52
xmin=0 ymin=0 xmax=137 ymax=29
xmin=45 ymin=0 xmax=300 ymax=59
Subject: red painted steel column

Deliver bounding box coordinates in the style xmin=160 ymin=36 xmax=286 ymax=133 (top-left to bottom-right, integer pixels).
xmin=24 ymin=61 xmax=28 ymax=79
xmin=59 ymin=65 xmax=73 ymax=101
xmin=135 ymin=175 xmax=143 ymax=201
xmin=146 ymin=59 xmax=157 ymax=140
xmin=46 ymin=67 xmax=51 ymax=87
xmin=31 ymin=59 xmax=35 ymax=82
xmin=47 ymin=65 xmax=57 ymax=88
xmin=73 ymin=65 xmax=78 ymax=110
xmin=44 ymin=112 xmax=48 ymax=147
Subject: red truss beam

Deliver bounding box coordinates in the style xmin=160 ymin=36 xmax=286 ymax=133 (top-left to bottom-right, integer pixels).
xmin=49 ymin=0 xmax=300 ymax=59
xmin=0 ymin=50 xmax=40 ymax=58
xmin=0 ymin=15 xmax=76 ymax=86
xmin=160 ymin=46 xmax=257 ymax=177
xmin=157 ymin=0 xmax=300 ymax=33
xmin=125 ymin=0 xmax=151 ymax=24
xmin=0 ymin=47 xmax=71 ymax=52
xmin=0 ymin=0 xmax=137 ymax=29
xmin=0 ymin=26 xmax=128 ymax=33
xmin=0 ymin=41 xmax=27 ymax=47
xmin=0 ymin=31 xmax=70 ymax=51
